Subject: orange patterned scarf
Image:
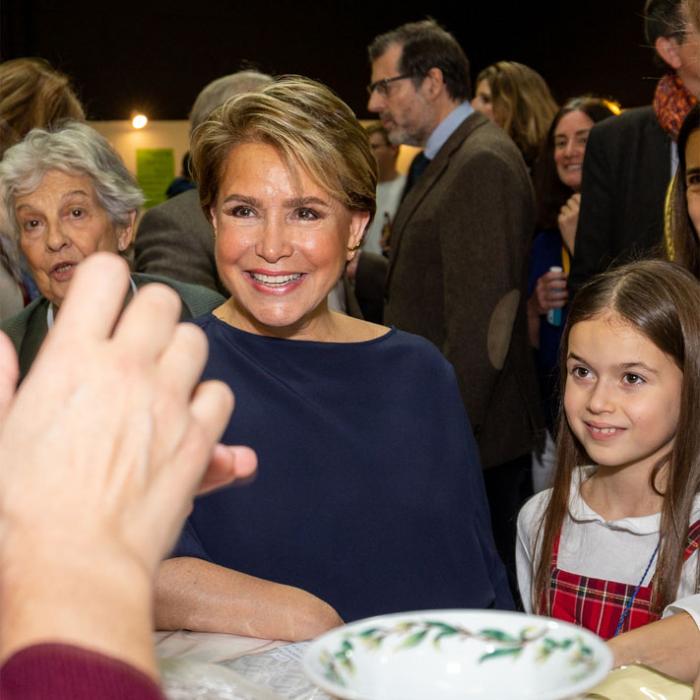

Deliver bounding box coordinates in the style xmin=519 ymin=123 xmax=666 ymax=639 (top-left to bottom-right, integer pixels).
xmin=653 ymin=73 xmax=698 ymax=141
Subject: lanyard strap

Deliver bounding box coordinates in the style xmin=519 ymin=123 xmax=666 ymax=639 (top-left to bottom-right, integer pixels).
xmin=613 ymin=542 xmax=660 ymax=637
xmin=561 ymin=246 xmax=571 ymax=276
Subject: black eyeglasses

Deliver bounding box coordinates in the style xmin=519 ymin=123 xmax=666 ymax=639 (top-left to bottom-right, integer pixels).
xmin=367 ymin=74 xmax=413 ymax=96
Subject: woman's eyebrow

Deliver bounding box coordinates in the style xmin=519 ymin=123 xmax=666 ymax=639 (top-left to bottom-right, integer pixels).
xmin=16 ymin=189 xmax=90 ymax=211
xmin=220 ymin=193 xmax=261 ymax=206
xmin=60 ymin=189 xmax=91 ymax=201
xmin=218 ymin=194 xmax=331 ymax=208
xmin=283 ymin=196 xmax=330 ymax=208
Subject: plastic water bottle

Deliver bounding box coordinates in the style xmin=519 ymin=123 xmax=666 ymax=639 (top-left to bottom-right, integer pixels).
xmin=546 ymin=266 xmax=563 ymax=327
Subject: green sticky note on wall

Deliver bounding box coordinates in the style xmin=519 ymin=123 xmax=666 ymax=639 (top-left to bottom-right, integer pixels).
xmin=136 ymin=148 xmax=175 ymax=209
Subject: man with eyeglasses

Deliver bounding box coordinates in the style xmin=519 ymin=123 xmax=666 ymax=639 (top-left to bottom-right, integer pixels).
xmin=367 ymin=19 xmax=542 ymax=599
xmin=570 ymin=0 xmax=700 ymax=291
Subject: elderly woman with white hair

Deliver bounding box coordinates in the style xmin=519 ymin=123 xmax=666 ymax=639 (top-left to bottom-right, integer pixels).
xmin=0 ymin=121 xmax=223 ymax=377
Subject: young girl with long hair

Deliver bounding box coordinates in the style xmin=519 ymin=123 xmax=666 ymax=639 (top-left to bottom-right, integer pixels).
xmin=517 ymin=260 xmax=700 ymax=648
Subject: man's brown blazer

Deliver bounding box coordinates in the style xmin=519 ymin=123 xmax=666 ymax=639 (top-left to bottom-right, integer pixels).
xmin=385 ymin=111 xmax=543 ymax=468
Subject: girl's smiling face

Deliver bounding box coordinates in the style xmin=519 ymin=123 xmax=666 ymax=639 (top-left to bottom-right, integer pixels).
xmin=564 ymin=311 xmax=683 ymax=477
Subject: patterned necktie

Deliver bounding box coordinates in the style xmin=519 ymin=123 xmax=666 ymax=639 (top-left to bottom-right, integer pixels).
xmin=401 ymin=151 xmax=430 ymax=200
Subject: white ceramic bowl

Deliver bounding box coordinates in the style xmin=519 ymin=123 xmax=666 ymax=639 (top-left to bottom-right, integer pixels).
xmin=303 ymin=609 xmax=613 ymax=700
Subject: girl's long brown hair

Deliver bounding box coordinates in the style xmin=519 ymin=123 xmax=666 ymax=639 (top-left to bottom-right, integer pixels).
xmin=533 ymin=260 xmax=700 ymax=614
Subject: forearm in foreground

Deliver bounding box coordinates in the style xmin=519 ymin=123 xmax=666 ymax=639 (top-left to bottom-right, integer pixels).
xmin=155 ymin=557 xmax=343 ymax=641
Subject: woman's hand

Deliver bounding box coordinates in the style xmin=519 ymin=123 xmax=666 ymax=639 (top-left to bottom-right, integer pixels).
xmin=558 ymin=193 xmax=580 ymax=254
xmin=527 ymin=268 xmax=568 ymax=347
xmin=531 ymin=269 xmax=568 ymax=316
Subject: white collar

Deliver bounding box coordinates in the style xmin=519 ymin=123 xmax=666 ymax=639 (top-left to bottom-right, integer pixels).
xmin=568 ymin=467 xmax=661 ymax=536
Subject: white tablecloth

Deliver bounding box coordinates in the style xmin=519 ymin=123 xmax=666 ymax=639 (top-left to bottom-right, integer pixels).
xmin=154 ymin=629 xmax=692 ymax=700
xmin=156 ymin=630 xmax=328 ymax=699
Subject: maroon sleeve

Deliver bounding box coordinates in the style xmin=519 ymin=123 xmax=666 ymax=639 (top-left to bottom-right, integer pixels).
xmin=0 ymin=643 xmax=165 ymax=700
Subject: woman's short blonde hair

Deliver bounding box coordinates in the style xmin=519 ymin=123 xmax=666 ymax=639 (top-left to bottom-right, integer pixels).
xmin=477 ymin=61 xmax=558 ymax=168
xmin=190 ymin=75 xmax=377 ymax=223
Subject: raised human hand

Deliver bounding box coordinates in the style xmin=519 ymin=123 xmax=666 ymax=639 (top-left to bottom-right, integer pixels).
xmin=531 ymin=268 xmax=568 ymax=315
xmin=558 ymin=192 xmax=580 ymax=254
xmin=0 ymin=253 xmax=256 ymax=576
xmin=0 ymin=253 xmax=256 ymax=674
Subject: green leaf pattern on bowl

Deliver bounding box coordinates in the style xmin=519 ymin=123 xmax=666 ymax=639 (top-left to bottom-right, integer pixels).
xmin=318 ymin=620 xmax=600 ymax=688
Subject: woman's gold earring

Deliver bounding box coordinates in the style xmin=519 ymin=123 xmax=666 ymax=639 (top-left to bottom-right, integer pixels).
xmin=347 ymin=243 xmax=362 ymax=252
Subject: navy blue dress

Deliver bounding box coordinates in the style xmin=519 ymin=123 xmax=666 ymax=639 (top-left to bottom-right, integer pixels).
xmin=173 ymin=315 xmax=513 ymax=621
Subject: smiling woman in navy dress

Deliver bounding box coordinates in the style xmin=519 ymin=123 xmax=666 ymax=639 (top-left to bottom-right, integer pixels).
xmin=157 ymin=76 xmax=512 ymax=641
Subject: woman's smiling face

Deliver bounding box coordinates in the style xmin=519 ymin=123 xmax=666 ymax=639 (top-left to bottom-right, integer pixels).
xmin=553 ymin=110 xmax=594 ymax=192
xmin=211 ymin=142 xmax=368 ymax=340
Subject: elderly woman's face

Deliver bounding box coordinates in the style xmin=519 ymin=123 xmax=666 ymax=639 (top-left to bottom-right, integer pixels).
xmin=685 ymin=129 xmax=700 ymax=239
xmin=15 ymin=170 xmax=134 ymax=306
xmin=210 ymin=142 xmax=368 ymax=340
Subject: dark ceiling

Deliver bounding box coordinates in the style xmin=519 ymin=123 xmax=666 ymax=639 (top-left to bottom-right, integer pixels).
xmin=1 ymin=0 xmax=656 ymax=121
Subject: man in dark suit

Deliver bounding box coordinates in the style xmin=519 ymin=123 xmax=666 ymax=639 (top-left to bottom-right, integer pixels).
xmin=570 ymin=0 xmax=700 ymax=290
xmin=367 ymin=19 xmax=542 ymax=591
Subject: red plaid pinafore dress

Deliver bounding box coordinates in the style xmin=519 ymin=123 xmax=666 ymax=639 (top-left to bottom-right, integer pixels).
xmin=542 ymin=520 xmax=700 ymax=640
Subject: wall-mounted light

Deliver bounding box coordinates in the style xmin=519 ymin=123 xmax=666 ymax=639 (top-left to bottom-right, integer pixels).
xmin=131 ymin=113 xmax=148 ymax=129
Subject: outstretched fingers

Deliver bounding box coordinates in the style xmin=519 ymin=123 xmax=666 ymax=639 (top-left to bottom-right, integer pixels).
xmin=165 ymin=379 xmax=235 ymax=491
xmin=147 ymin=321 xmax=210 ymax=463
xmin=0 ymin=332 xmax=18 ymax=424
xmin=156 ymin=322 xmax=209 ymax=401
xmin=198 ymin=444 xmax=258 ymax=495
xmin=112 ymin=282 xmax=182 ymax=363
xmin=47 ymin=254 xmax=131 ymax=344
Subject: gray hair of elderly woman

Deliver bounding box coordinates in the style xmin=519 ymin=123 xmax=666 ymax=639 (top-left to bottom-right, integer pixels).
xmin=0 ymin=120 xmax=144 ymax=243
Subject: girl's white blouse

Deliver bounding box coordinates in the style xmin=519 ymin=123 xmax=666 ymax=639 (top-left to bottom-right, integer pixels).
xmin=516 ymin=466 xmax=700 ymax=629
